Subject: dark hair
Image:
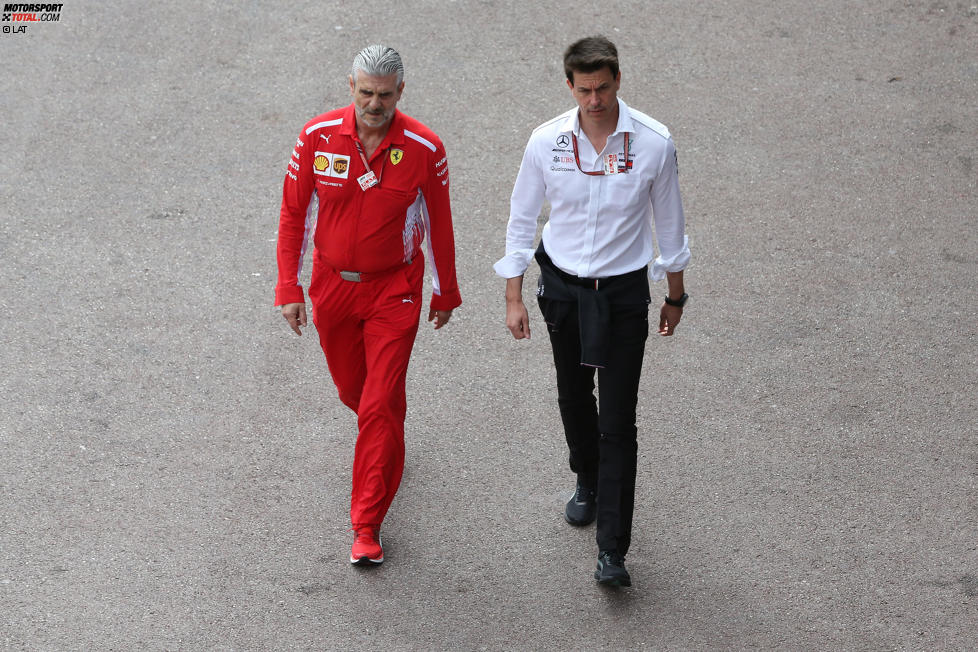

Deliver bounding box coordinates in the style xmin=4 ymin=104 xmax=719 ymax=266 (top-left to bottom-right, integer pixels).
xmin=563 ymin=36 xmax=619 ymax=83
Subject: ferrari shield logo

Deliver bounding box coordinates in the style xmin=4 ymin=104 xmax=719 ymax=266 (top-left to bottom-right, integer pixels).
xmin=390 ymin=149 xmax=404 ymax=165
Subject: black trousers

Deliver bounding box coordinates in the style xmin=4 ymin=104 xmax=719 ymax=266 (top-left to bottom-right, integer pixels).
xmin=539 ymin=294 xmax=649 ymax=556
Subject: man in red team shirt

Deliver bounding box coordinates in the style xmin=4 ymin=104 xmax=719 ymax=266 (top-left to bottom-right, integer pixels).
xmin=275 ymin=45 xmax=461 ymax=566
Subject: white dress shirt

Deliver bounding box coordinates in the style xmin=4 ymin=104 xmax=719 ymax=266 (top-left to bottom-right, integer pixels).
xmin=494 ymin=98 xmax=690 ymax=281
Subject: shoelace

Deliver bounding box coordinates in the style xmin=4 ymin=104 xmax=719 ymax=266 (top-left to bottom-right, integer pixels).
xmin=602 ymin=552 xmax=625 ymax=567
xmin=575 ymin=484 xmax=595 ymax=503
xmin=354 ymin=527 xmax=379 ymax=544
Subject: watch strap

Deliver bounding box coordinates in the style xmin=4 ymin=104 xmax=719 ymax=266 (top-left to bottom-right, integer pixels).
xmin=664 ymin=292 xmax=689 ymax=308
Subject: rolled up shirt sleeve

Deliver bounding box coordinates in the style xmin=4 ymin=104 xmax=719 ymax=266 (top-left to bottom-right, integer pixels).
xmin=650 ymin=137 xmax=691 ymax=281
xmin=493 ymin=137 xmax=545 ymax=279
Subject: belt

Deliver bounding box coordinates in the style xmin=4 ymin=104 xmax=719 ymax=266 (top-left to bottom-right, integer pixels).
xmin=337 ymin=258 xmax=413 ymax=283
xmin=550 ymin=264 xmax=645 ymax=291
xmin=558 ymin=270 xmax=604 ymax=290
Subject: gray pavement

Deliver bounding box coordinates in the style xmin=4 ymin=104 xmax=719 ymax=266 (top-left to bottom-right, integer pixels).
xmin=1 ymin=0 xmax=976 ymax=649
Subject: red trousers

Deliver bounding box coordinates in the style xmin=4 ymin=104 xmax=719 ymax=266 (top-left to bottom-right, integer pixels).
xmin=308 ymin=253 xmax=424 ymax=529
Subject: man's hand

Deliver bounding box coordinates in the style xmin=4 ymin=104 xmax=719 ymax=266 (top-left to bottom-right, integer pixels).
xmin=658 ymin=303 xmax=682 ymax=336
xmin=659 ymin=270 xmax=685 ymax=337
xmin=428 ymin=308 xmax=453 ymax=330
xmin=504 ymin=275 xmax=530 ymax=340
xmin=506 ymin=298 xmax=531 ymax=340
xmin=281 ymin=302 xmax=307 ymax=336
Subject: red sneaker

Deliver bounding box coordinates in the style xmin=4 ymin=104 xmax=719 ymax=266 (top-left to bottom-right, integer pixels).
xmin=350 ymin=526 xmax=383 ymax=565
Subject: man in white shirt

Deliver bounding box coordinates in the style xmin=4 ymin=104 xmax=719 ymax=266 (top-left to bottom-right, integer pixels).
xmin=494 ymin=36 xmax=691 ymax=587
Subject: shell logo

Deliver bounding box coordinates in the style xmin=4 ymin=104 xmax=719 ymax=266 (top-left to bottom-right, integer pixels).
xmin=314 ymin=155 xmax=330 ymax=172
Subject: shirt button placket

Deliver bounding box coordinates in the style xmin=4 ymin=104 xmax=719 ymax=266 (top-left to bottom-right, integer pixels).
xmin=581 ymin=174 xmax=601 ymax=277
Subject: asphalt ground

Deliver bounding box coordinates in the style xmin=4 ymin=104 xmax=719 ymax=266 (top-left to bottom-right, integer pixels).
xmin=1 ymin=1 xmax=976 ymax=649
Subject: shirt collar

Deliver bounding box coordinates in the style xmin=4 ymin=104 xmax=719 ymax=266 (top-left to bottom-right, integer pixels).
xmin=340 ymin=104 xmax=406 ymax=147
xmin=560 ymin=97 xmax=634 ymax=137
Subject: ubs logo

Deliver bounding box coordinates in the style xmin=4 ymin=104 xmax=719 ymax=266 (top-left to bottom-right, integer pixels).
xmin=556 ymin=134 xmax=570 ymax=148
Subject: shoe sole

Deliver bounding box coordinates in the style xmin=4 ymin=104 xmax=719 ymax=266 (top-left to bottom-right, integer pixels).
xmin=350 ymin=554 xmax=384 ymax=566
xmin=564 ymin=510 xmax=596 ymax=526
xmin=594 ymin=571 xmax=631 ymax=587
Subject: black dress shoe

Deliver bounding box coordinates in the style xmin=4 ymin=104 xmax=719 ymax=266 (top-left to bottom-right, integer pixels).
xmin=594 ymin=551 xmax=631 ymax=587
xmin=564 ymin=481 xmax=596 ymax=526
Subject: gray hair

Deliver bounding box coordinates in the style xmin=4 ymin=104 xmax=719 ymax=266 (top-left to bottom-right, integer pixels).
xmin=351 ymin=45 xmax=404 ymax=85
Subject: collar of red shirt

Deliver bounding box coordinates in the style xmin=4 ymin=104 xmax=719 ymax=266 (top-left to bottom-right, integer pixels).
xmin=339 ymin=103 xmax=407 ymax=153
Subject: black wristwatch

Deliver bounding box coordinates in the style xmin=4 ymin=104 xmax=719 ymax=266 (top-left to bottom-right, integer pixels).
xmin=664 ymin=292 xmax=689 ymax=308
